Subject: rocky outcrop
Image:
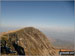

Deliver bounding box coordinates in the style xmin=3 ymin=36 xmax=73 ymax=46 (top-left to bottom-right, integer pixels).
xmin=0 ymin=27 xmax=56 ymax=56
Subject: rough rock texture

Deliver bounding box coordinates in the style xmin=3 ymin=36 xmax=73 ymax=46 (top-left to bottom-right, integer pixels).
xmin=0 ymin=27 xmax=56 ymax=56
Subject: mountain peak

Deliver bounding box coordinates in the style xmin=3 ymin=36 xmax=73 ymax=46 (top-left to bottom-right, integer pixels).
xmin=1 ymin=27 xmax=56 ymax=56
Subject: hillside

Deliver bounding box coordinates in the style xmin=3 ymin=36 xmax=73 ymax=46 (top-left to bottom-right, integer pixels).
xmin=0 ymin=27 xmax=56 ymax=56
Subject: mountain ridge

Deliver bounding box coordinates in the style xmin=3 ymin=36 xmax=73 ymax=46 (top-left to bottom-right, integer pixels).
xmin=0 ymin=27 xmax=56 ymax=56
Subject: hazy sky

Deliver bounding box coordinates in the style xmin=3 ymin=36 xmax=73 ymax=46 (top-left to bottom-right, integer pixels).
xmin=1 ymin=1 xmax=74 ymax=29
xmin=0 ymin=1 xmax=74 ymax=42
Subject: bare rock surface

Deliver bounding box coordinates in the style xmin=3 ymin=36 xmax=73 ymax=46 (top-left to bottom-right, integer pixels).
xmin=0 ymin=27 xmax=56 ymax=56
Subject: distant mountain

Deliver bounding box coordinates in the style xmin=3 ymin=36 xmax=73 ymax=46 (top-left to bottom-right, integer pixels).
xmin=0 ymin=26 xmax=20 ymax=32
xmin=0 ymin=27 xmax=56 ymax=56
xmin=48 ymin=38 xmax=74 ymax=50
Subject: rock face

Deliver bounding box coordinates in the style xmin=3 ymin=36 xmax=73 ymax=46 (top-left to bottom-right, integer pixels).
xmin=0 ymin=27 xmax=56 ymax=56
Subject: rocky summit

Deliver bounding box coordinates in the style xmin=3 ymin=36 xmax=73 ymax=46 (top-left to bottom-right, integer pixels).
xmin=0 ymin=27 xmax=56 ymax=56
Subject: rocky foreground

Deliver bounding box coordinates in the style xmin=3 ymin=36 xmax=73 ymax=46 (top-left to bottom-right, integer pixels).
xmin=0 ymin=27 xmax=56 ymax=56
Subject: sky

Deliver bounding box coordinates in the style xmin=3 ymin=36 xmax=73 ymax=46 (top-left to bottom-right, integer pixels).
xmin=1 ymin=1 xmax=74 ymax=28
xmin=0 ymin=1 xmax=74 ymax=42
